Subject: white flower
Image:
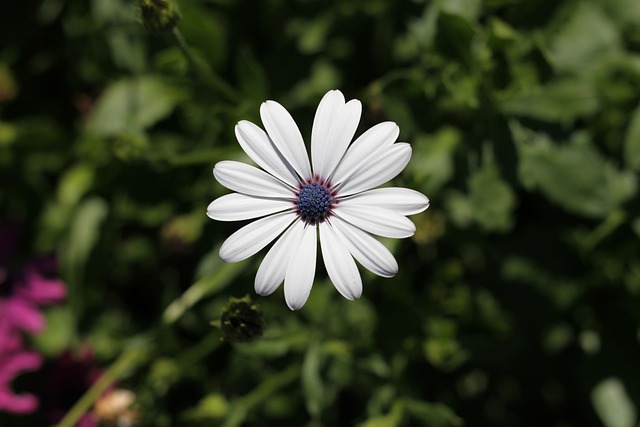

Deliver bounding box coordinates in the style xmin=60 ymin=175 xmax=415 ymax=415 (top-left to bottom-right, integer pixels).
xmin=207 ymin=90 xmax=429 ymax=310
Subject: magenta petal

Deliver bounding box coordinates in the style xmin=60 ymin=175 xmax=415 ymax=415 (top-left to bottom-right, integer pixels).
xmin=0 ymin=351 xmax=42 ymax=381
xmin=0 ymin=351 xmax=42 ymax=414
xmin=15 ymin=270 xmax=67 ymax=306
xmin=0 ymin=323 xmax=23 ymax=354
xmin=0 ymin=388 xmax=39 ymax=414
xmin=5 ymin=299 xmax=45 ymax=333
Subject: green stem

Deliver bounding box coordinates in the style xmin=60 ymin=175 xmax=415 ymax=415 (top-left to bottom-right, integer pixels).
xmin=170 ymin=27 xmax=238 ymax=102
xmin=240 ymin=364 xmax=300 ymax=408
xmin=366 ymin=67 xmax=422 ymax=97
xmin=222 ymin=364 xmax=300 ymax=427
xmin=177 ymin=331 xmax=223 ymax=366
xmin=162 ymin=261 xmax=247 ymax=325
xmin=55 ymin=345 xmax=148 ymax=427
xmin=583 ymin=209 xmax=627 ymax=251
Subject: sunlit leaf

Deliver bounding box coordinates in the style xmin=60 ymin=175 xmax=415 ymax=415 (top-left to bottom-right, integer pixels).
xmin=512 ymin=122 xmax=637 ymax=218
xmin=624 ymin=102 xmax=640 ymax=170
xmin=542 ymin=2 xmax=622 ymax=75
xmin=592 ymin=378 xmax=637 ymax=427
xmin=87 ymin=76 xmax=186 ymax=136
xmin=31 ymin=306 xmax=76 ymax=356
xmin=498 ymin=79 xmax=599 ymax=123
xmin=404 ymin=399 xmax=463 ymax=427
xmin=302 ymin=342 xmax=325 ymax=418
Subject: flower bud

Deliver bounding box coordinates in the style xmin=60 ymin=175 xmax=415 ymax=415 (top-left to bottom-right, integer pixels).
xmin=138 ymin=0 xmax=181 ymax=35
xmin=217 ymin=295 xmax=265 ymax=343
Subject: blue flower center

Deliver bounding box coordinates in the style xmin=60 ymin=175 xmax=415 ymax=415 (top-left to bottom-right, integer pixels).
xmin=297 ymin=182 xmax=332 ymax=222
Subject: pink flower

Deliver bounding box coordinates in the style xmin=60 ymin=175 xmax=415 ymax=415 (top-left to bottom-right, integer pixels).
xmin=0 ymin=221 xmax=67 ymax=415
xmin=0 ymin=258 xmax=67 ymax=342
xmin=0 ymin=351 xmax=42 ymax=414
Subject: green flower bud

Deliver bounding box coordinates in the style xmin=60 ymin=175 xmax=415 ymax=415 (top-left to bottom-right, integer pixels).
xmin=216 ymin=295 xmax=265 ymax=343
xmin=138 ymin=0 xmax=181 ymax=35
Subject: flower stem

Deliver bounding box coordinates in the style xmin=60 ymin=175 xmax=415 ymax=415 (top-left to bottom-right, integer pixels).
xmin=170 ymin=27 xmax=238 ymax=102
xmin=222 ymin=364 xmax=300 ymax=427
xmin=55 ymin=343 xmax=148 ymax=427
xmin=162 ymin=260 xmax=247 ymax=325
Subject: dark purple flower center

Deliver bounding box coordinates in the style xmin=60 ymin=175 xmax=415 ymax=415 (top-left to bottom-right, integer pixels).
xmin=297 ymin=182 xmax=333 ymax=223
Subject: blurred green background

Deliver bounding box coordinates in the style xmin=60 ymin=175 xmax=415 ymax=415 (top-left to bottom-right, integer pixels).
xmin=1 ymin=0 xmax=640 ymax=426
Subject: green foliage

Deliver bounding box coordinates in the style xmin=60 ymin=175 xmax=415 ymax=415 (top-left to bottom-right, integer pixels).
xmin=87 ymin=76 xmax=186 ymax=137
xmin=1 ymin=0 xmax=640 ymax=426
xmin=592 ymin=378 xmax=637 ymax=427
xmin=512 ymin=122 xmax=637 ymax=218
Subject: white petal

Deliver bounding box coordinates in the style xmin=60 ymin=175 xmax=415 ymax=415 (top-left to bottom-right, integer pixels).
xmin=335 ymin=204 xmax=415 ymax=238
xmin=235 ymin=120 xmax=300 ymax=186
xmin=319 ymin=221 xmax=362 ymax=300
xmin=311 ymin=90 xmax=362 ymax=179
xmin=260 ymin=100 xmax=312 ymax=180
xmin=331 ymin=121 xmax=399 ymax=185
xmin=331 ymin=215 xmax=398 ymax=278
xmin=284 ymin=224 xmax=317 ymax=310
xmin=255 ymin=219 xmax=305 ymax=296
xmin=340 ymin=188 xmax=430 ymax=216
xmin=214 ymin=161 xmax=294 ymax=198
xmin=336 ymin=143 xmax=412 ymax=196
xmin=207 ymin=193 xmax=293 ymax=222
xmin=219 ymin=211 xmax=296 ymax=263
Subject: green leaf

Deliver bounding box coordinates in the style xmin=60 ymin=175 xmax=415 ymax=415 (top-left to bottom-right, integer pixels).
xmin=445 ymin=153 xmax=515 ymax=232
xmin=178 ymin=3 xmax=228 ymax=69
xmin=302 ymin=342 xmax=325 ymax=418
xmin=467 ymin=159 xmax=516 ymax=232
xmin=87 ymin=76 xmax=186 ymax=137
xmin=287 ymin=16 xmax=332 ymax=54
xmin=58 ymin=164 xmax=95 ymax=206
xmin=423 ymin=318 xmax=468 ymax=371
xmin=62 ymin=197 xmax=109 ymax=288
xmin=439 ymin=0 xmax=481 ymax=22
xmin=107 ymin=30 xmax=146 ymax=73
xmin=436 ymin=12 xmax=478 ymax=66
xmin=501 ymin=257 xmax=582 ymax=309
xmin=592 ymin=378 xmax=637 ymax=427
xmin=498 ymin=79 xmax=599 ymax=123
xmin=404 ymin=399 xmax=463 ymax=427
xmin=236 ymin=46 xmax=268 ymax=102
xmin=162 ymin=260 xmax=247 ymax=324
xmin=31 ymin=306 xmax=76 ymax=356
xmin=512 ymin=122 xmax=637 ymax=218
xmin=409 ymin=128 xmax=460 ymax=196
xmin=595 ymin=0 xmax=640 ymax=31
xmin=542 ymin=2 xmax=622 ymax=75
xmin=624 ymin=102 xmax=640 ymax=170
xmin=358 ymin=400 xmax=405 ymax=427
xmin=445 ymin=191 xmax=473 ymax=228
xmin=632 ymin=217 xmax=640 ymax=238
xmin=187 ymin=394 xmax=231 ymax=419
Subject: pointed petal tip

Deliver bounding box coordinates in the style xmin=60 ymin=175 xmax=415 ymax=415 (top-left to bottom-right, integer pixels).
xmin=254 ymin=286 xmax=277 ymax=297
xmin=286 ymin=301 xmax=303 ymax=311
xmin=285 ymin=294 xmax=308 ymax=310
xmin=342 ymin=288 xmax=362 ymax=301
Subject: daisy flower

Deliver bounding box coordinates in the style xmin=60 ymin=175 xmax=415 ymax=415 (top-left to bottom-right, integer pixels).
xmin=207 ymin=90 xmax=429 ymax=310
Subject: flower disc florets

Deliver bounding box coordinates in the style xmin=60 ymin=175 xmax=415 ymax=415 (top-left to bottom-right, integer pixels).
xmin=296 ymin=180 xmax=334 ymax=223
